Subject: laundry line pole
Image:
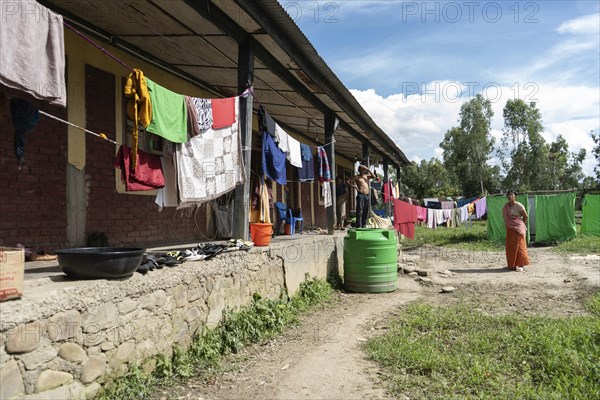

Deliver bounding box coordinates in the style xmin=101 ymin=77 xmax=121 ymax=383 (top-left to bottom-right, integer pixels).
xmin=233 ymin=36 xmax=254 ymax=241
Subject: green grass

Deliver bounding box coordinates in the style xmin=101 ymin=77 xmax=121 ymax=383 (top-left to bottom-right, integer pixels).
xmin=98 ymin=276 xmax=335 ymax=400
xmin=365 ymin=293 xmax=600 ymax=400
xmin=552 ymin=225 xmax=600 ymax=255
xmin=406 ymin=221 xmax=599 ymax=255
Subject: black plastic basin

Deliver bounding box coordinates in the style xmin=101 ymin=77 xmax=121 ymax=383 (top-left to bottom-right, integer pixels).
xmin=55 ymin=247 xmax=144 ymax=279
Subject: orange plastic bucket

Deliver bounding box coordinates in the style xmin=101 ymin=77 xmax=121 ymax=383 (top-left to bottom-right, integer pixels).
xmin=250 ymin=223 xmax=273 ymax=246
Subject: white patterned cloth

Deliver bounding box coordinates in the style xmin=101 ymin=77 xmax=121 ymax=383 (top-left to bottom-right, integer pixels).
xmin=176 ymin=97 xmax=244 ymax=205
xmin=191 ymin=97 xmax=213 ymax=131
xmin=323 ymin=182 xmax=332 ymax=208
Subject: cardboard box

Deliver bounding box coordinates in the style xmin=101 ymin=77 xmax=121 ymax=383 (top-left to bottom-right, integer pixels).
xmin=0 ymin=247 xmax=24 ymax=301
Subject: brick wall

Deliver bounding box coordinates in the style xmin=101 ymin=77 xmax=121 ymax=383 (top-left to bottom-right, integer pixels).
xmin=0 ymin=94 xmax=68 ymax=250
xmin=84 ymin=65 xmax=204 ymax=247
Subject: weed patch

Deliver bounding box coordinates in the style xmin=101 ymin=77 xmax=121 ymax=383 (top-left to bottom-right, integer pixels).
xmin=98 ymin=276 xmax=334 ymax=399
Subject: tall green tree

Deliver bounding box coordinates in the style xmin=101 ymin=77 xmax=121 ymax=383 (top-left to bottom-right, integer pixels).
xmin=498 ymin=99 xmax=546 ymax=191
xmin=547 ymin=135 xmax=586 ymax=190
xmin=440 ymin=94 xmax=497 ymax=196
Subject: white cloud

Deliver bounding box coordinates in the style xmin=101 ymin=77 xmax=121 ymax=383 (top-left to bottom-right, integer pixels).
xmin=557 ymin=13 xmax=600 ymax=35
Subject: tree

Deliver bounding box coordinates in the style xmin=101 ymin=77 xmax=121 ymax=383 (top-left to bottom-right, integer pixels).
xmin=440 ymin=94 xmax=497 ymax=196
xmin=499 ymin=99 xmax=546 ymax=191
xmin=547 ymin=136 xmax=586 ymax=190
xmin=398 ymin=159 xmax=459 ymax=199
xmin=592 ymin=131 xmax=600 ymax=183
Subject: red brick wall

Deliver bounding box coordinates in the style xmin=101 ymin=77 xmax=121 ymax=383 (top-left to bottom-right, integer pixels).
xmin=0 ymin=94 xmax=68 ymax=250
xmin=84 ymin=65 xmax=204 ymax=247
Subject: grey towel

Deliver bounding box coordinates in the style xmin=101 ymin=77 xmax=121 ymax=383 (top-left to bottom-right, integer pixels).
xmin=0 ymin=1 xmax=66 ymax=107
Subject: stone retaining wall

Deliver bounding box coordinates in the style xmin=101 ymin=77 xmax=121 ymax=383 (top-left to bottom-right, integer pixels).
xmin=0 ymin=236 xmax=343 ymax=399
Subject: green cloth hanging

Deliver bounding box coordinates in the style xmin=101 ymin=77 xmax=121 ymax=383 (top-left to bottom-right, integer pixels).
xmin=534 ymin=193 xmax=576 ymax=242
xmin=145 ymin=78 xmax=188 ymax=143
xmin=581 ymin=194 xmax=600 ymax=237
xmin=487 ymin=195 xmax=529 ymax=244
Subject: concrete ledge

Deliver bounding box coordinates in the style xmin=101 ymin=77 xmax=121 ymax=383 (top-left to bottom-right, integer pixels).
xmin=0 ymin=234 xmax=342 ymax=399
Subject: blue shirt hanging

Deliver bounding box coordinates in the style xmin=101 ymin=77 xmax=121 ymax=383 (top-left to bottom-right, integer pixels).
xmin=262 ymin=132 xmax=287 ymax=185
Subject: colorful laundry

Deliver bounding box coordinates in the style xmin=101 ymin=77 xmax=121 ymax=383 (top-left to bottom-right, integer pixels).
xmin=317 ymin=146 xmax=331 ymax=182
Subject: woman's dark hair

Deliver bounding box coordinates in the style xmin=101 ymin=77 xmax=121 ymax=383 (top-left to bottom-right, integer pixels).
xmin=506 ymin=190 xmax=517 ymax=196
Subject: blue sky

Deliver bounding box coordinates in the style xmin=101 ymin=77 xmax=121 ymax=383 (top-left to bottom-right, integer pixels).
xmin=281 ymin=0 xmax=600 ymax=176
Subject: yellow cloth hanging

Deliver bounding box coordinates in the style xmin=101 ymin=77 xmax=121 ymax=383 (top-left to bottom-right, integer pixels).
xmin=259 ymin=178 xmax=271 ymax=224
xmin=124 ymin=68 xmax=152 ymax=169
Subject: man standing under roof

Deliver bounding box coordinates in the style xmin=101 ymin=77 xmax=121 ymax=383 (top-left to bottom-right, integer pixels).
xmin=348 ymin=165 xmax=375 ymax=228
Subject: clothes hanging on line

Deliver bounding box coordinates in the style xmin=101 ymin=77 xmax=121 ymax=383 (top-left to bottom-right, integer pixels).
xmin=114 ymin=145 xmax=165 ymax=191
xmin=176 ymin=97 xmax=244 ymax=204
xmin=297 ymin=144 xmax=314 ymax=182
xmin=393 ymin=198 xmax=417 ymax=240
xmin=211 ymin=97 xmax=235 ymax=129
xmin=190 ymin=97 xmax=213 ymax=131
xmin=124 ymin=68 xmax=153 ymax=169
xmin=287 ymin=134 xmax=303 ymax=168
xmin=257 ymin=105 xmax=276 ymax=138
xmin=145 ymin=77 xmax=188 ymax=144
xmin=262 ymin=131 xmax=287 ymax=185
xmin=155 ymin=157 xmax=178 ymax=211
xmin=323 ymin=182 xmax=332 ymax=208
xmin=317 ymin=146 xmax=331 ymax=182
xmin=274 ymin=123 xmax=289 ymax=153
xmin=0 ymin=0 xmax=66 ymax=107
xmin=10 ymin=97 xmax=40 ymax=167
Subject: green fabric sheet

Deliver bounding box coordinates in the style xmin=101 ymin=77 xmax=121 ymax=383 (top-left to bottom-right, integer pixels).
xmin=146 ymin=78 xmax=188 ymax=143
xmin=581 ymin=194 xmax=600 ymax=237
xmin=534 ymin=193 xmax=576 ymax=242
xmin=487 ymin=195 xmax=529 ymax=244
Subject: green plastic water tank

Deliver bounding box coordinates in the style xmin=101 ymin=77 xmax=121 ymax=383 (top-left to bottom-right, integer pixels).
xmin=343 ymin=228 xmax=398 ymax=293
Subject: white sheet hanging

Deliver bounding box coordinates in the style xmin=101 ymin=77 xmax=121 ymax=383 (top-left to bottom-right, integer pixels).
xmin=176 ymin=97 xmax=244 ymax=205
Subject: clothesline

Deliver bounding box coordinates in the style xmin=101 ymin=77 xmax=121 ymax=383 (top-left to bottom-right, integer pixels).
xmin=63 ymin=22 xmax=134 ymax=72
xmin=38 ymin=110 xmax=118 ymax=145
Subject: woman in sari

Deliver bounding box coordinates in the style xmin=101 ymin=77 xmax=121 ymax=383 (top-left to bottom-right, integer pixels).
xmin=502 ymin=191 xmax=529 ymax=272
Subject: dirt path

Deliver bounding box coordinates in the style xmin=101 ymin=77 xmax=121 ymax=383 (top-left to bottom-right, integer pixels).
xmin=157 ymin=247 xmax=599 ymax=400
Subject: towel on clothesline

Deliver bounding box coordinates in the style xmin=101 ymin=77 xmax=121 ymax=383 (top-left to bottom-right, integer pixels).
xmin=0 ymin=0 xmax=66 ymax=107
xmin=146 ymin=78 xmax=188 ymax=143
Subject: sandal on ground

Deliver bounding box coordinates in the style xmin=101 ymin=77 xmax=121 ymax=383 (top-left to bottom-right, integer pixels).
xmin=515 ymin=266 xmax=525 ymax=272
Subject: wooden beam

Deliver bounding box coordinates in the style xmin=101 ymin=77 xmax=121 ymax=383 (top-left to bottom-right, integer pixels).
xmin=325 ymin=112 xmax=336 ymax=235
xmin=233 ymin=35 xmax=254 ymax=241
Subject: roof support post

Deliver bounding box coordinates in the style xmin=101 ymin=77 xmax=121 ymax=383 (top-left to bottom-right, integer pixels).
xmin=233 ymin=35 xmax=254 ymax=241
xmin=362 ymin=141 xmax=369 ymax=166
xmin=383 ymin=158 xmax=390 ymax=217
xmin=325 ymin=112 xmax=337 ymax=235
